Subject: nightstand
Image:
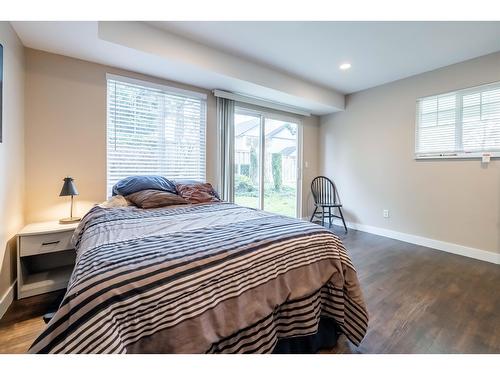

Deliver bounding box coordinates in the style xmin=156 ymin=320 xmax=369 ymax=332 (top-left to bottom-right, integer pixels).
xmin=17 ymin=221 xmax=79 ymax=299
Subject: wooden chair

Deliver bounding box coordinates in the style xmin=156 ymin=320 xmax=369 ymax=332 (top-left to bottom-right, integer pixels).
xmin=310 ymin=176 xmax=347 ymax=233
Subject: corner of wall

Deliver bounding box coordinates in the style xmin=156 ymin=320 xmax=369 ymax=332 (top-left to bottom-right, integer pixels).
xmin=0 ymin=21 xmax=26 ymax=311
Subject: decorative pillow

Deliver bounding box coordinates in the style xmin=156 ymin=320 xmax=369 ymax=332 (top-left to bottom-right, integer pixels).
xmin=174 ymin=180 xmax=221 ymax=200
xmin=112 ymin=175 xmax=177 ymax=196
xmin=175 ymin=182 xmax=221 ymax=204
xmin=98 ymin=195 xmax=131 ymax=208
xmin=126 ymin=189 xmax=188 ymax=209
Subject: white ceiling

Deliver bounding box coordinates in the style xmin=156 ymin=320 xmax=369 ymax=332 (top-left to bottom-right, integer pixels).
xmin=149 ymin=21 xmax=500 ymax=93
xmin=11 ymin=21 xmax=500 ymax=115
xmin=12 ymin=21 xmax=344 ymax=115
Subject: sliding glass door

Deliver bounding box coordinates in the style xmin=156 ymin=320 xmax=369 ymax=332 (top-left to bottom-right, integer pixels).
xmin=234 ymin=108 xmax=301 ymax=218
xmin=263 ymin=117 xmax=299 ymax=217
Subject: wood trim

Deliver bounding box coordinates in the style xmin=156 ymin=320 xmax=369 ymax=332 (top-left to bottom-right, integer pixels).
xmin=303 ymin=217 xmax=500 ymax=265
xmin=0 ymin=281 xmax=16 ymax=320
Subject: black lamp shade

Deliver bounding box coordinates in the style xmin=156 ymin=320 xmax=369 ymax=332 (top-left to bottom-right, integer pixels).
xmin=59 ymin=177 xmax=79 ymax=196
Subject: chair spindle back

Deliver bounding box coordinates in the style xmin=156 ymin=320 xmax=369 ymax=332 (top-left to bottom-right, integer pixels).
xmin=311 ymin=176 xmax=340 ymax=206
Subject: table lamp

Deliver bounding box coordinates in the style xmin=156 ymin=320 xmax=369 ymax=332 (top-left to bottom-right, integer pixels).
xmin=59 ymin=176 xmax=81 ymax=224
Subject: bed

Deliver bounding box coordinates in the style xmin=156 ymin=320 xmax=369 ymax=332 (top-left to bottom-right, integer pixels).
xmin=29 ymin=202 xmax=368 ymax=353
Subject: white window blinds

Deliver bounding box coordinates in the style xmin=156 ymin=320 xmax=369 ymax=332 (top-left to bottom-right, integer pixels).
xmin=107 ymin=75 xmax=207 ymax=196
xmin=416 ymin=82 xmax=500 ymax=158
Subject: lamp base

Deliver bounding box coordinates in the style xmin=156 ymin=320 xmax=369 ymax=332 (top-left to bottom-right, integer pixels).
xmin=59 ymin=217 xmax=81 ymax=224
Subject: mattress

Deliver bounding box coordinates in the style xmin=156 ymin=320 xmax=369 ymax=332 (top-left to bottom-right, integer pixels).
xmin=29 ymin=202 xmax=368 ymax=353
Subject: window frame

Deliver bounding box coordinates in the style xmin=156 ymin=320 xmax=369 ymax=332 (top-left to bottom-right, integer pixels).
xmin=415 ymin=81 xmax=500 ymax=160
xmin=105 ymin=74 xmax=208 ymax=197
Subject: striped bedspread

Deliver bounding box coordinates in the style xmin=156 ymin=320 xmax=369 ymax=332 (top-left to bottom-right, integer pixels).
xmin=29 ymin=202 xmax=368 ymax=353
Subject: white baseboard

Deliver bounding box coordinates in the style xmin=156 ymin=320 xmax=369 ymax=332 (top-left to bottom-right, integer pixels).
xmin=303 ymin=216 xmax=499 ymax=265
xmin=0 ymin=281 xmax=16 ymax=320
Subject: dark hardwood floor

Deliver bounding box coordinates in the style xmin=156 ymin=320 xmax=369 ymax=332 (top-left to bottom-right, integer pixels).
xmin=326 ymin=226 xmax=500 ymax=354
xmin=1 ymin=226 xmax=498 ymax=354
xmin=0 ymin=290 xmax=62 ymax=353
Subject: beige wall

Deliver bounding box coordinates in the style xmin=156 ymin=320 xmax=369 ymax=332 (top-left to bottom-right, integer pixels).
xmin=301 ymin=115 xmax=320 ymax=218
xmin=0 ymin=22 xmax=25 ymax=300
xmin=25 ymin=48 xmax=320 ymax=223
xmin=320 ymin=52 xmax=500 ymax=255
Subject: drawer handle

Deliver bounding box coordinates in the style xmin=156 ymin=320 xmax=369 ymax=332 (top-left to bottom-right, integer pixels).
xmin=42 ymin=240 xmax=60 ymax=246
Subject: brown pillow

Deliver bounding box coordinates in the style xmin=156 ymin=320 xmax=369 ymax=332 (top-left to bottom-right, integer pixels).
xmin=126 ymin=189 xmax=188 ymax=209
xmin=175 ymin=182 xmax=221 ymax=204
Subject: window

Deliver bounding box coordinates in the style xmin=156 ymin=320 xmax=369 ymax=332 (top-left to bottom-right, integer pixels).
xmin=416 ymin=82 xmax=500 ymax=158
xmin=106 ymin=75 xmax=207 ymax=196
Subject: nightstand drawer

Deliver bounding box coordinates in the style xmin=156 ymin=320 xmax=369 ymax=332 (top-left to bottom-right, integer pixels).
xmin=20 ymin=231 xmax=74 ymax=257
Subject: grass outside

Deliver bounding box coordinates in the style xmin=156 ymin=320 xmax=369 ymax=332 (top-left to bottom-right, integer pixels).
xmin=235 ymin=190 xmax=296 ymax=217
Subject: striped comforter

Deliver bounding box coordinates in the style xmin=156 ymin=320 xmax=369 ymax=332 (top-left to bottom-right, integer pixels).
xmin=29 ymin=202 xmax=368 ymax=353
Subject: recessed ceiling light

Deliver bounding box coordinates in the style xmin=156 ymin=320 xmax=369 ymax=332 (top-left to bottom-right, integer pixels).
xmin=339 ymin=63 xmax=351 ymax=70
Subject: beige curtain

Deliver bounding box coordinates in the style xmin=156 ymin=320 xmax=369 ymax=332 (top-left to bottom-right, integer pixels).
xmin=217 ymin=97 xmax=235 ymax=202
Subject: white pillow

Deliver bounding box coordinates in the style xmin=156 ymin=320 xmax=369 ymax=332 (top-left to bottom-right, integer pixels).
xmin=98 ymin=195 xmax=130 ymax=208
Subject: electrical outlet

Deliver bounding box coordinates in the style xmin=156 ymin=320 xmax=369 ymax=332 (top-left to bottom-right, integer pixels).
xmin=383 ymin=209 xmax=390 ymax=218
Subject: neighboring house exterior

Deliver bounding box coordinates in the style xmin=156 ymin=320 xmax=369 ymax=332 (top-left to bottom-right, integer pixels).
xmin=234 ymin=117 xmax=297 ymax=188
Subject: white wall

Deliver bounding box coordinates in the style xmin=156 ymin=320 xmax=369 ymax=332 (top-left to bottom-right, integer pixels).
xmin=0 ymin=22 xmax=25 ymax=306
xmin=320 ymin=52 xmax=500 ymax=257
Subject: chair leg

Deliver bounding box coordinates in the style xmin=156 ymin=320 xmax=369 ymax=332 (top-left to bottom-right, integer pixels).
xmin=309 ymin=207 xmax=317 ymax=222
xmin=328 ymin=207 xmax=332 ymax=228
xmin=321 ymin=206 xmax=325 ymax=227
xmin=338 ymin=207 xmax=348 ymax=234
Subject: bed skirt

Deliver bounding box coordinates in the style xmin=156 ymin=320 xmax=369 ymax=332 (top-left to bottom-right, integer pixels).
xmin=272 ymin=318 xmax=340 ymax=354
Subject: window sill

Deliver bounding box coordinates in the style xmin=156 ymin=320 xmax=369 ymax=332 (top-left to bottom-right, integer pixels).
xmin=415 ymin=152 xmax=500 ymax=160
